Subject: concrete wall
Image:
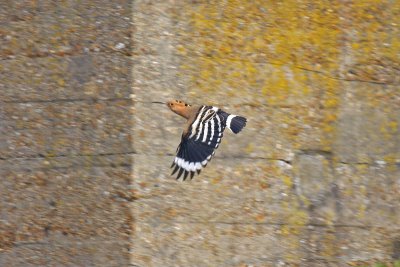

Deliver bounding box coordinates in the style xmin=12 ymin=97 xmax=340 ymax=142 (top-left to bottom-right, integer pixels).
xmin=1 ymin=0 xmax=399 ymax=266
xmin=132 ymin=1 xmax=399 ymax=266
xmin=0 ymin=1 xmax=132 ymax=266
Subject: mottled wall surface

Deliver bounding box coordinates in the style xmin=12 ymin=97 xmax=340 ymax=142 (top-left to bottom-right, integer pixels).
xmin=133 ymin=1 xmax=399 ymax=267
xmin=0 ymin=1 xmax=132 ymax=266
xmin=1 ymin=0 xmax=398 ymax=266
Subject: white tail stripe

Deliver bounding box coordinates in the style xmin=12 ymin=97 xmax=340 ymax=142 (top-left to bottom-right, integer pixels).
xmin=175 ymin=157 xmax=203 ymax=172
xmin=226 ymin=114 xmax=237 ymax=132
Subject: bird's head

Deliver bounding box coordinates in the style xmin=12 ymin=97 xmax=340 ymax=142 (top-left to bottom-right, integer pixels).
xmin=167 ymin=100 xmax=191 ymax=117
xmin=150 ymin=100 xmax=192 ymax=119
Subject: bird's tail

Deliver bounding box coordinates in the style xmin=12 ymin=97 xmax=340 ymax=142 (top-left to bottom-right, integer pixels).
xmin=226 ymin=114 xmax=247 ymax=134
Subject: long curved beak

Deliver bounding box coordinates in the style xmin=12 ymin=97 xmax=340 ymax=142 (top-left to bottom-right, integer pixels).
xmin=151 ymin=101 xmax=166 ymax=104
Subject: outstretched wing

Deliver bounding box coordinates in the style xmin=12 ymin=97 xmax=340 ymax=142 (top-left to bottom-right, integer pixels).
xmin=171 ymin=106 xmax=226 ymax=180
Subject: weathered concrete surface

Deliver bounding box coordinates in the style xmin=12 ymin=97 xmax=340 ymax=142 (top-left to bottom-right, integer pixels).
xmin=132 ymin=1 xmax=400 ymax=266
xmin=0 ymin=1 xmax=132 ymax=266
xmin=1 ymin=0 xmax=399 ymax=266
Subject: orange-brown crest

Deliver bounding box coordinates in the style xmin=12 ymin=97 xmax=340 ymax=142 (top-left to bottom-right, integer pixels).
xmin=167 ymin=100 xmax=191 ymax=118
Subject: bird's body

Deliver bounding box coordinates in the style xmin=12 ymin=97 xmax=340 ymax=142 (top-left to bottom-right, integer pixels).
xmin=166 ymin=100 xmax=247 ymax=181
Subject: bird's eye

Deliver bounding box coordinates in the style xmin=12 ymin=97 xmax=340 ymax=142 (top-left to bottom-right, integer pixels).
xmin=170 ymin=103 xmax=173 ymax=106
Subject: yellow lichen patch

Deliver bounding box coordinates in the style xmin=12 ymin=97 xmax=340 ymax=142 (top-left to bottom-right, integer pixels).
xmin=210 ymin=174 xmax=224 ymax=185
xmin=281 ymin=199 xmax=308 ymax=235
xmin=383 ymin=154 xmax=397 ymax=166
xmin=244 ymin=142 xmax=254 ymax=154
xmin=319 ymin=79 xmax=341 ymax=150
xmin=356 ymin=164 xmax=369 ymax=175
xmin=379 ymin=117 xmax=399 ymax=140
xmin=343 ymin=1 xmax=400 ymax=83
xmin=261 ymin=67 xmax=313 ymax=105
xmin=179 ymin=0 xmax=342 ymax=105
xmin=356 ymin=185 xmax=368 ymax=218
xmin=319 ymin=231 xmax=338 ymax=258
xmin=279 ymin=204 xmax=306 ymax=261
xmin=282 ymin=175 xmax=293 ymax=188
xmin=298 ymin=194 xmax=311 ymax=208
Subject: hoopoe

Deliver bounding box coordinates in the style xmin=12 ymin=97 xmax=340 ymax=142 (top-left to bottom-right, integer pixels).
xmin=154 ymin=100 xmax=247 ymax=181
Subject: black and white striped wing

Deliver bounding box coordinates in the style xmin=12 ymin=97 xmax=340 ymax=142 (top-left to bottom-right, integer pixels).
xmin=171 ymin=106 xmax=226 ymax=180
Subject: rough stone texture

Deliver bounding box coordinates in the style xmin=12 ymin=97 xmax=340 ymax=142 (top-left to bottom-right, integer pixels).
xmin=0 ymin=1 xmax=132 ymax=266
xmin=132 ymin=1 xmax=400 ymax=267
xmin=1 ymin=0 xmax=399 ymax=266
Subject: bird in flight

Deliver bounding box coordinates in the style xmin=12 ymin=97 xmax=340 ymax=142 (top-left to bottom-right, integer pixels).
xmin=154 ymin=100 xmax=247 ymax=181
